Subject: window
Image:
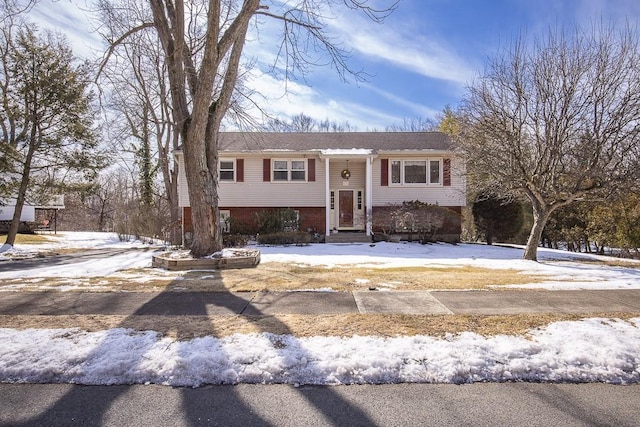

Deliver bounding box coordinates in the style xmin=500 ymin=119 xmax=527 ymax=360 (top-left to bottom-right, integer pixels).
xmin=330 ymin=191 xmax=335 ymax=210
xmin=283 ymin=210 xmax=300 ymax=232
xmin=291 ymin=160 xmax=306 ymax=181
xmin=404 ymin=161 xmax=427 ymax=184
xmin=389 ymin=159 xmax=442 ymax=186
xmin=391 ymin=160 xmax=401 ymax=184
xmin=272 ymin=159 xmax=306 ymax=182
xmin=357 ymin=191 xmax=362 ymax=210
xmin=430 ymin=160 xmax=441 ymax=184
xmin=220 ymin=210 xmax=231 ymax=233
xmin=273 ymin=160 xmax=289 ymax=181
xmin=219 ymin=159 xmax=234 ymax=181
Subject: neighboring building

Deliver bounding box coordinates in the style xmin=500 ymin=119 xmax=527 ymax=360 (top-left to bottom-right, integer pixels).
xmin=175 ymin=132 xmax=466 ymax=243
xmin=0 ymin=195 xmax=65 ymax=233
xmin=0 ymin=198 xmax=36 ymax=223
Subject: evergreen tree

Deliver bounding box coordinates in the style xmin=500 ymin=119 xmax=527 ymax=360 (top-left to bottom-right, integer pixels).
xmin=0 ymin=25 xmax=102 ymax=246
xmin=472 ymin=194 xmax=524 ymax=245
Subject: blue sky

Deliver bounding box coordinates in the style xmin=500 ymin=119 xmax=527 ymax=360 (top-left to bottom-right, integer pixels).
xmin=30 ymin=0 xmax=640 ymax=130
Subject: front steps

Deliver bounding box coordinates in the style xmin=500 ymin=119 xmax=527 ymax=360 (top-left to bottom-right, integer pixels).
xmin=325 ymin=232 xmax=372 ymax=243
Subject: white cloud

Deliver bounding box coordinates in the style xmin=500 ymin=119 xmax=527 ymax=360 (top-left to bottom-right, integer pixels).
xmin=244 ymin=69 xmax=400 ymax=130
xmin=363 ymin=83 xmax=441 ymax=119
xmin=329 ymin=12 xmax=475 ymax=86
xmin=30 ymin=0 xmax=104 ymax=59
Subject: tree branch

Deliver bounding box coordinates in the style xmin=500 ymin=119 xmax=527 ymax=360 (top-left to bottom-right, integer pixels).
xmin=96 ymin=22 xmax=155 ymax=82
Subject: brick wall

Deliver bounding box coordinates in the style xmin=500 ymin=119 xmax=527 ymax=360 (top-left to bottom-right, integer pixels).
xmin=184 ymin=205 xmax=463 ymax=242
xmin=225 ymin=207 xmax=326 ymax=234
xmin=183 ymin=206 xmax=326 ymax=235
xmin=371 ymin=205 xmax=462 ymax=242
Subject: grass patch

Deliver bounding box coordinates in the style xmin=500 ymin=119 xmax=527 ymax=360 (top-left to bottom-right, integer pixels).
xmin=210 ymin=264 xmax=548 ymax=292
xmin=1 ymin=233 xmax=53 ymax=245
xmin=1 ymin=312 xmax=637 ymax=339
xmin=0 ymin=263 xmax=550 ymax=292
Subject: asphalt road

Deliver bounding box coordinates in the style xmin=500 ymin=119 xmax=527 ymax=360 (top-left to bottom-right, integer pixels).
xmin=1 ymin=383 xmax=638 ymax=426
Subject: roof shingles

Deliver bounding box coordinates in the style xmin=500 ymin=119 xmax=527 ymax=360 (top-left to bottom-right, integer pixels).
xmin=217 ymin=132 xmax=451 ymax=152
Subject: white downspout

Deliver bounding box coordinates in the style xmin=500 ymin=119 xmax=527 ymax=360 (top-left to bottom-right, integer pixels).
xmin=325 ymin=158 xmax=331 ymax=236
xmin=365 ymin=155 xmax=373 ymax=236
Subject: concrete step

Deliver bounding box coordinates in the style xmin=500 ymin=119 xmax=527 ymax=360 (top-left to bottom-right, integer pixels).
xmin=325 ymin=232 xmax=372 ymax=243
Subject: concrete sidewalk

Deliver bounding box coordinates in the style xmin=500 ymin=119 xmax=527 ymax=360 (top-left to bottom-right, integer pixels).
xmin=0 ymin=289 xmax=639 ymax=316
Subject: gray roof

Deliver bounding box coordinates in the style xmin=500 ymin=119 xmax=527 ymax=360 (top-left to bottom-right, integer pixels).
xmin=217 ymin=132 xmax=452 ymax=152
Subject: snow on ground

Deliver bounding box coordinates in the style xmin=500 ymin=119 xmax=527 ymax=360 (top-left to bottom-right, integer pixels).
xmin=1 ymin=318 xmax=639 ymax=386
xmin=0 ymin=232 xmax=165 ymax=279
xmin=1 ymin=231 xmax=639 ymax=290
xmin=1 ymin=232 xmax=640 ymax=386
xmin=0 ymin=231 xmax=156 ymax=255
xmin=256 ymin=240 xmax=640 ymax=291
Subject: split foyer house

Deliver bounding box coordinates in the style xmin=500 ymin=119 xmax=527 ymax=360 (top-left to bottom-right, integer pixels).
xmin=176 ymin=132 xmax=466 ymax=243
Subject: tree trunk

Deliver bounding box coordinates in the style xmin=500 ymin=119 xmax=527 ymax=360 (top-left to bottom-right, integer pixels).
xmin=523 ymin=203 xmax=552 ymax=261
xmin=182 ymin=132 xmax=221 ymax=258
xmin=4 ymin=178 xmax=28 ymax=246
xmin=486 ymin=225 xmax=494 ymax=245
xmin=4 ymin=125 xmax=37 ymax=246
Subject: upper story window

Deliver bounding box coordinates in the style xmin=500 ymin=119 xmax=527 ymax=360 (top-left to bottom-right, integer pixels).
xmin=273 ymin=159 xmax=306 ymax=182
xmin=219 ymin=159 xmax=235 ymax=181
xmin=390 ymin=159 xmax=442 ymax=186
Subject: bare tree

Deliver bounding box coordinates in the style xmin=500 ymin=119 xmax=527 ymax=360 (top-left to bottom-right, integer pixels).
xmin=264 ymin=112 xmax=356 ymax=132
xmin=100 ymin=0 xmax=395 ymax=257
xmin=386 ymin=116 xmax=437 ymax=132
xmin=99 ymin=21 xmax=181 ymax=242
xmin=456 ymin=25 xmax=640 ymax=261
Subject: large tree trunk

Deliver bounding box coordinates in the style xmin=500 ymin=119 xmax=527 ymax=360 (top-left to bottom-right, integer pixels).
xmin=182 ymin=133 xmax=221 ymax=257
xmin=180 ymin=1 xmax=254 ymax=258
xmin=523 ymin=202 xmax=552 ymax=261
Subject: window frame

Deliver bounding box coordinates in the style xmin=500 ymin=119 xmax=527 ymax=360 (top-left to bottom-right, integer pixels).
xmin=271 ymin=159 xmax=307 ymax=182
xmin=219 ymin=158 xmax=236 ymax=182
xmin=388 ymin=158 xmax=443 ymax=187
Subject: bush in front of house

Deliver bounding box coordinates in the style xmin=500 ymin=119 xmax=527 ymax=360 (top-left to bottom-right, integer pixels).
xmin=256 ymin=231 xmax=311 ymax=246
xmin=254 ymin=208 xmax=299 ymax=234
xmin=372 ymin=201 xmax=459 ymax=243
xmin=223 ymin=233 xmax=248 ymax=248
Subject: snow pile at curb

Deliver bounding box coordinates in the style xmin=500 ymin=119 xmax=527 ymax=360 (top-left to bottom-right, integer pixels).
xmin=1 ymin=318 xmax=638 ymax=386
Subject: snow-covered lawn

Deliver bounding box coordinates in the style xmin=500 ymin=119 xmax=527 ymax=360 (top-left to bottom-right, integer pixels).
xmin=0 ymin=232 xmax=639 ymax=386
xmin=1 ymin=231 xmax=640 ymax=290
